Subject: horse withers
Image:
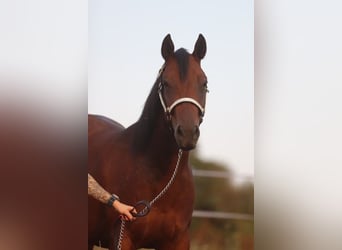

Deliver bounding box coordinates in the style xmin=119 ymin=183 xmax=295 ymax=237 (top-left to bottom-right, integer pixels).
xmin=88 ymin=34 xmax=208 ymax=250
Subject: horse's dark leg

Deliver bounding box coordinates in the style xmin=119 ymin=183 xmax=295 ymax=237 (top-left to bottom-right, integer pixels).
xmin=158 ymin=232 xmax=190 ymax=250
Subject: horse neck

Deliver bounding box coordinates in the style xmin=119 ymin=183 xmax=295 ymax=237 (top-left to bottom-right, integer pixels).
xmin=147 ymin=116 xmax=179 ymax=162
xmin=132 ymin=113 xmax=188 ymax=170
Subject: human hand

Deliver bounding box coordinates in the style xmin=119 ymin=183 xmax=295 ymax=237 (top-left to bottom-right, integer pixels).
xmin=113 ymin=200 xmax=137 ymax=221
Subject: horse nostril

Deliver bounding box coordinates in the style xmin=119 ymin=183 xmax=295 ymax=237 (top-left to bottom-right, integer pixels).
xmin=177 ymin=125 xmax=184 ymax=137
xmin=177 ymin=125 xmax=199 ymax=138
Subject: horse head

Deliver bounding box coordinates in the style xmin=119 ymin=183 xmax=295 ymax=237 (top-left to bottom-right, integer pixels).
xmin=158 ymin=34 xmax=208 ymax=151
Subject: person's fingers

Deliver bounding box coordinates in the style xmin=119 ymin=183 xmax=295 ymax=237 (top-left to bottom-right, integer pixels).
xmin=118 ymin=205 xmax=138 ymax=221
xmin=126 ymin=215 xmax=134 ymax=221
xmin=125 ymin=210 xmax=135 ymax=221
xmin=119 ymin=214 xmax=130 ymax=222
xmin=124 ymin=211 xmax=131 ymax=220
xmin=130 ymin=208 xmax=137 ymax=215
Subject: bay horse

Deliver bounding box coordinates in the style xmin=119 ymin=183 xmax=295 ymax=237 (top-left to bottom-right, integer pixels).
xmin=88 ymin=34 xmax=208 ymax=250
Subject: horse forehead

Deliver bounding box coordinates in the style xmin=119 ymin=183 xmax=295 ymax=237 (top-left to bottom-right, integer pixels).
xmin=165 ymin=56 xmax=203 ymax=82
xmin=188 ymin=56 xmax=204 ymax=76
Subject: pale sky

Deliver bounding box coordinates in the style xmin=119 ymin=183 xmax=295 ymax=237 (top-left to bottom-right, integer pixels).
xmin=88 ymin=0 xmax=254 ymax=177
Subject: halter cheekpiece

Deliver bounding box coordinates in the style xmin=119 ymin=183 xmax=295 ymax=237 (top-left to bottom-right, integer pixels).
xmin=157 ymin=64 xmax=205 ymax=120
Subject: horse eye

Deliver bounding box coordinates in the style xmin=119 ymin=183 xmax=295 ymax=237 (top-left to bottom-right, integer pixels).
xmin=162 ymin=80 xmax=169 ymax=88
xmin=203 ymin=82 xmax=209 ymax=93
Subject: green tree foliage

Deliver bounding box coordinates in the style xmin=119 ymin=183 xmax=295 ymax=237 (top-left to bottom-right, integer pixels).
xmin=190 ymin=150 xmax=254 ymax=250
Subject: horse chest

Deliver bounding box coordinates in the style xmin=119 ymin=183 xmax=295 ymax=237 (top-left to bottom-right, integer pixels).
xmin=129 ymin=169 xmax=195 ymax=244
xmin=131 ymin=206 xmax=191 ymax=245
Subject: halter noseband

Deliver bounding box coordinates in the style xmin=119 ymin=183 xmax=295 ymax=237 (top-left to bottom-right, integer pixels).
xmin=157 ymin=64 xmax=206 ymax=120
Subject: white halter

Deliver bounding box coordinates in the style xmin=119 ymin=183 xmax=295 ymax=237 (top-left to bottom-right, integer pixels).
xmin=157 ymin=64 xmax=205 ymax=118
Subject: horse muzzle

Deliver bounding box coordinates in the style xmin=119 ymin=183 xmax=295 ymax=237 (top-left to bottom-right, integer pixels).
xmin=174 ymin=124 xmax=200 ymax=151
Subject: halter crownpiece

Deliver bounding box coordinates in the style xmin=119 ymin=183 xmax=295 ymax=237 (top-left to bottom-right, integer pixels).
xmin=157 ymin=65 xmax=206 ymax=119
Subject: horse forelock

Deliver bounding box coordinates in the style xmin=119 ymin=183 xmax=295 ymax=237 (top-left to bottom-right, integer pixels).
xmin=174 ymin=48 xmax=189 ymax=81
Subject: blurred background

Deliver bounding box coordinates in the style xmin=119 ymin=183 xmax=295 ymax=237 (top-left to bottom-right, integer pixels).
xmin=189 ymin=151 xmax=253 ymax=250
xmin=88 ymin=1 xmax=254 ymax=249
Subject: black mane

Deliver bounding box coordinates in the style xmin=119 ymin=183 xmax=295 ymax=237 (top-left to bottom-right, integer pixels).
xmin=132 ymin=48 xmax=190 ymax=152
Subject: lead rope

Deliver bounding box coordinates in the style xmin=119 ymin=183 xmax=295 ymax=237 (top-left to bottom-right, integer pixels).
xmin=116 ymin=149 xmax=183 ymax=250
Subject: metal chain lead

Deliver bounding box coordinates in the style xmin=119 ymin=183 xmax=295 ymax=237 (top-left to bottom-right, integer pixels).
xmin=151 ymin=149 xmax=183 ymax=206
xmin=117 ymin=219 xmax=125 ymax=250
xmin=116 ymin=149 xmax=183 ymax=250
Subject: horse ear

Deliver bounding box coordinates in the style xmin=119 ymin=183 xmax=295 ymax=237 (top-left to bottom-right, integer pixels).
xmin=161 ymin=34 xmax=174 ymax=60
xmin=192 ymin=34 xmax=206 ymax=60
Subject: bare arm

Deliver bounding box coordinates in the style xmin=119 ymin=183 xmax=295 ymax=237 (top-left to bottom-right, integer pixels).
xmin=88 ymin=173 xmax=136 ymax=221
xmin=88 ymin=173 xmax=111 ymax=204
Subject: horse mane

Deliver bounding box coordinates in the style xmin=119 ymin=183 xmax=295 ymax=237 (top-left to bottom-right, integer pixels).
xmin=132 ymin=48 xmax=190 ymax=152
